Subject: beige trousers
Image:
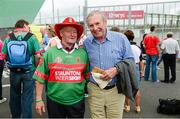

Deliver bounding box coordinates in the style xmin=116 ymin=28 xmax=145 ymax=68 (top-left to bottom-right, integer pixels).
xmin=87 ymin=82 xmax=125 ymax=119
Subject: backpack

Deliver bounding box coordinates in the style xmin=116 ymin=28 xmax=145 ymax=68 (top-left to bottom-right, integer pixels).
xmin=7 ymin=32 xmax=33 ymax=70
xmin=157 ymin=98 xmax=180 ymax=115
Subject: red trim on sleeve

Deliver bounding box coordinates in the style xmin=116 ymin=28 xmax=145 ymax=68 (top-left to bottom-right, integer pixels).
xmin=84 ymin=72 xmax=90 ymax=78
xmin=0 ymin=54 xmax=7 ymax=60
xmin=35 ymin=50 xmax=43 ymax=55
xmin=34 ymin=70 xmax=48 ymax=80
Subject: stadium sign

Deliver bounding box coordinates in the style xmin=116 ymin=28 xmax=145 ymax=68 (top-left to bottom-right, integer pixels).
xmin=103 ymin=10 xmax=144 ymax=19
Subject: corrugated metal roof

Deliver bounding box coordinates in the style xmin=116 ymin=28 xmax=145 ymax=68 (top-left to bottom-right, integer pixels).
xmin=0 ymin=0 xmax=44 ymax=28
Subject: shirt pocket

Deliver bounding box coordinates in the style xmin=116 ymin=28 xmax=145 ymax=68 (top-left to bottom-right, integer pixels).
xmin=111 ymin=49 xmax=121 ymax=63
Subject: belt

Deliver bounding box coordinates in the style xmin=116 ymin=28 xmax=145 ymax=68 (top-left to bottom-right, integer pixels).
xmin=10 ymin=68 xmax=30 ymax=73
xmin=103 ymin=85 xmax=116 ymax=90
xmin=89 ymin=82 xmax=116 ymax=90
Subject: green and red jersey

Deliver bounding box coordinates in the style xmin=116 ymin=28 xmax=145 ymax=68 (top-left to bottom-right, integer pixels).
xmin=33 ymin=46 xmax=90 ymax=105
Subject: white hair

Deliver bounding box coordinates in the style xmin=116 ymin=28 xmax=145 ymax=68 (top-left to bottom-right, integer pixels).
xmin=86 ymin=10 xmax=107 ymax=24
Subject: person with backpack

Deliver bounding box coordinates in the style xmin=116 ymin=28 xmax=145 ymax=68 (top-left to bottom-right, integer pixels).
xmin=1 ymin=19 xmax=41 ymax=118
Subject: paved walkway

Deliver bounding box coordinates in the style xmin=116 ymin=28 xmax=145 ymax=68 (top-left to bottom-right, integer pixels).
xmin=0 ymin=62 xmax=180 ymax=118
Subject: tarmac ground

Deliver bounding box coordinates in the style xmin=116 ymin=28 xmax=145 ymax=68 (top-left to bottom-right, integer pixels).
xmin=0 ymin=62 xmax=180 ymax=118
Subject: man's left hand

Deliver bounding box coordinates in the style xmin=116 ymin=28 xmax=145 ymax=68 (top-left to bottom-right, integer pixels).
xmin=100 ymin=67 xmax=117 ymax=81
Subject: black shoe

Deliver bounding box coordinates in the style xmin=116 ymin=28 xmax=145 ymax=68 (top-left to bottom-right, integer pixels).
xmin=170 ymin=80 xmax=175 ymax=83
xmin=161 ymin=80 xmax=169 ymax=83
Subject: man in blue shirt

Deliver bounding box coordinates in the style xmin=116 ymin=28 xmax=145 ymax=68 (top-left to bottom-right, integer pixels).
xmin=83 ymin=10 xmax=134 ymax=118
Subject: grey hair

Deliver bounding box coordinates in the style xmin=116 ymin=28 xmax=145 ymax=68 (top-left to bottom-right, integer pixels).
xmin=86 ymin=10 xmax=107 ymax=23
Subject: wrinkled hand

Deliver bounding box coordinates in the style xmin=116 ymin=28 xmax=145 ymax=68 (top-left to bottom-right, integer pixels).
xmin=36 ymin=101 xmax=46 ymax=116
xmin=100 ymin=67 xmax=118 ymax=81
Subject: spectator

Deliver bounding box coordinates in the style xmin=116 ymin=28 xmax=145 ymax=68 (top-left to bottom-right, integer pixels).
xmin=33 ymin=17 xmax=90 ymax=118
xmin=156 ymin=37 xmax=168 ymax=69
xmin=77 ymin=22 xmax=87 ymax=48
xmin=110 ymin=26 xmax=120 ymax=32
xmin=161 ymin=32 xmax=180 ymax=83
xmin=83 ymin=10 xmax=134 ymax=119
xmin=140 ymin=33 xmax=147 ymax=78
xmin=124 ymin=30 xmax=141 ymax=113
xmin=143 ymin=26 xmax=160 ymax=82
xmin=1 ymin=19 xmax=41 ymax=118
xmin=40 ymin=27 xmax=49 ymax=50
xmin=44 ymin=25 xmax=60 ymax=51
xmin=0 ymin=39 xmax=7 ymax=104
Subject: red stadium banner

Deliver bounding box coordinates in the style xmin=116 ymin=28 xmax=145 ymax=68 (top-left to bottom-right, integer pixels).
xmin=103 ymin=10 xmax=144 ymax=19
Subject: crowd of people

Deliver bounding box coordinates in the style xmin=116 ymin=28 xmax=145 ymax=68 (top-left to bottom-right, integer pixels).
xmin=0 ymin=10 xmax=180 ymax=118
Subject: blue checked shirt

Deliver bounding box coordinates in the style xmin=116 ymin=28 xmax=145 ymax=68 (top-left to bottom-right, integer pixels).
xmin=83 ymin=31 xmax=134 ymax=86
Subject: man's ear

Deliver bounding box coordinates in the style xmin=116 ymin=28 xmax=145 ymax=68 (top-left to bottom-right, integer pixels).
xmin=60 ymin=30 xmax=63 ymax=37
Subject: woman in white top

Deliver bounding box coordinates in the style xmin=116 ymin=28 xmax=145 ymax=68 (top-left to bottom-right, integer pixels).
xmin=45 ymin=26 xmax=60 ymax=51
xmin=124 ymin=30 xmax=141 ymax=113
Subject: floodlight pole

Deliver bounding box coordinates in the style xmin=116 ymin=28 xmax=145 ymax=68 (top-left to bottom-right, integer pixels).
xmin=128 ymin=5 xmax=132 ymax=29
xmin=83 ymin=0 xmax=88 ymax=34
xmin=52 ymin=0 xmax=55 ymax=24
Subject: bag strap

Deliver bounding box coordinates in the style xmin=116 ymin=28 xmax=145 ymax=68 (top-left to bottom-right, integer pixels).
xmin=9 ymin=33 xmax=17 ymax=41
xmin=9 ymin=32 xmax=33 ymax=41
xmin=23 ymin=32 xmax=33 ymax=41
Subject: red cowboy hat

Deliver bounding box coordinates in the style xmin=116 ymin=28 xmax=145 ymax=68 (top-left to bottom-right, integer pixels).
xmin=54 ymin=17 xmax=83 ymax=40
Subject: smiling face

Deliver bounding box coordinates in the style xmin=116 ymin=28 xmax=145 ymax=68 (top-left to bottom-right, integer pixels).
xmin=87 ymin=14 xmax=107 ymax=40
xmin=60 ymin=26 xmax=78 ymax=45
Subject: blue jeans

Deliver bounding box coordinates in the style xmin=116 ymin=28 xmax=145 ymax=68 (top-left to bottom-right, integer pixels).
xmin=9 ymin=71 xmax=34 ymax=118
xmin=144 ymin=54 xmax=158 ymax=82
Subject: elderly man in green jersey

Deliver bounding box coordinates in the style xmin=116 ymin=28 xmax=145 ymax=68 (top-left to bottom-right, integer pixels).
xmin=33 ymin=17 xmax=90 ymax=118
